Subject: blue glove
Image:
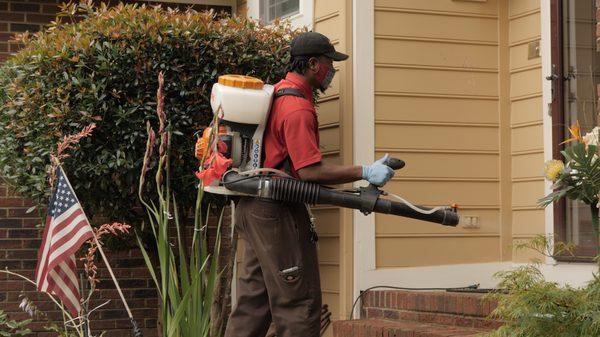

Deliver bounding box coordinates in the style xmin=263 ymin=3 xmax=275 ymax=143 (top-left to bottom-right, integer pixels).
xmin=362 ymin=154 xmax=395 ymax=186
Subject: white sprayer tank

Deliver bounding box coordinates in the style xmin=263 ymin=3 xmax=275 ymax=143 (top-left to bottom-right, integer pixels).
xmin=210 ymin=75 xmax=274 ymax=125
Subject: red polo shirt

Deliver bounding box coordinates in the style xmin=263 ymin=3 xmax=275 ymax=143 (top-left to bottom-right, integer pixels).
xmin=263 ymin=72 xmax=322 ymax=178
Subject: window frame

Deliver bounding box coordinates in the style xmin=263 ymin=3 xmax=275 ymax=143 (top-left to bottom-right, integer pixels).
xmin=259 ymin=0 xmax=301 ymax=24
xmin=550 ymin=0 xmax=599 ymax=262
xmin=246 ymin=0 xmax=312 ymax=29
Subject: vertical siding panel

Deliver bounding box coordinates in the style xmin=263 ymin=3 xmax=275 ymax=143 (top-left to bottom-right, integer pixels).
xmin=373 ymin=2 xmax=501 ymax=268
xmin=314 ymin=0 xmax=352 ymax=323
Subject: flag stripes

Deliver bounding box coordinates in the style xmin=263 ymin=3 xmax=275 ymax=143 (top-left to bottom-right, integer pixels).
xmin=35 ymin=167 xmax=93 ymax=315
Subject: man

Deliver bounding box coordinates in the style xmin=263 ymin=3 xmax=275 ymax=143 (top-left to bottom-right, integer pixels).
xmin=224 ymin=32 xmax=395 ymax=337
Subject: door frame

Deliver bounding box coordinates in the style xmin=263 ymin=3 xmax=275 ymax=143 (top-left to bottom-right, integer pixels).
xmin=350 ymin=0 xmax=503 ymax=317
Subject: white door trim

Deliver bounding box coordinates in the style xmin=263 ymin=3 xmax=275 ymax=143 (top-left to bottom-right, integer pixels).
xmin=352 ymin=0 xmax=375 ymax=308
xmin=541 ymin=0 xmax=556 ymax=265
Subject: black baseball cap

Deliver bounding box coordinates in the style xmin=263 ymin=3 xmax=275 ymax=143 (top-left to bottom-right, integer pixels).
xmin=290 ymin=32 xmax=349 ymax=61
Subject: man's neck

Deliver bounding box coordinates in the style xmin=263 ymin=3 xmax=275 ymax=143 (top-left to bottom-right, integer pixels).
xmin=292 ymin=71 xmax=315 ymax=90
xmin=291 ymin=71 xmax=310 ymax=84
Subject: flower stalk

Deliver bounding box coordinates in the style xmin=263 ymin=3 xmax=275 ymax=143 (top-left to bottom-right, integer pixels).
xmin=137 ymin=72 xmax=222 ymax=337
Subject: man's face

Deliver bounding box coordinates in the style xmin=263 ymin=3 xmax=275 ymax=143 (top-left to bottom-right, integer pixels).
xmin=306 ymin=56 xmax=335 ymax=92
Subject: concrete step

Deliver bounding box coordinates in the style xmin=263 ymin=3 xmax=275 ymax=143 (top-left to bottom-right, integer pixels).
xmin=333 ymin=319 xmax=491 ymax=337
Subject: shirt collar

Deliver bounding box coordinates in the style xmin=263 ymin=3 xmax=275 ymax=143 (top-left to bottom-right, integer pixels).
xmin=284 ymin=72 xmax=314 ymax=103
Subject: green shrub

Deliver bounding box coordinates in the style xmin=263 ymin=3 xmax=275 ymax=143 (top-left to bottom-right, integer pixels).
xmin=0 ymin=2 xmax=299 ymax=221
xmin=485 ymin=235 xmax=600 ymax=337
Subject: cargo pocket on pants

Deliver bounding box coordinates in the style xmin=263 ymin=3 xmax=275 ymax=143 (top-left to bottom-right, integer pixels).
xmin=276 ymin=211 xmax=310 ymax=300
xmin=279 ymin=266 xmax=302 ymax=283
xmin=278 ymin=265 xmax=308 ymax=302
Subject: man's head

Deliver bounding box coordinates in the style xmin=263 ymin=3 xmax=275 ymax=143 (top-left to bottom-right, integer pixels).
xmin=289 ymin=32 xmax=348 ymax=92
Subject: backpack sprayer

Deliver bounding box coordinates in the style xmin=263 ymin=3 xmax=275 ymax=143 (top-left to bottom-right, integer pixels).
xmin=195 ymin=75 xmax=460 ymax=227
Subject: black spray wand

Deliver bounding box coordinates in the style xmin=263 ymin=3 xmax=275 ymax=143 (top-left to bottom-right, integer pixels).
xmin=221 ymin=157 xmax=460 ymax=226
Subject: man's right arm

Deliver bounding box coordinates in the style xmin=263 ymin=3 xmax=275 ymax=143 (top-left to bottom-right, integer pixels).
xmin=297 ymin=155 xmax=395 ymax=186
xmin=297 ymin=162 xmax=362 ymax=185
xmin=283 ymin=109 xmax=394 ymax=186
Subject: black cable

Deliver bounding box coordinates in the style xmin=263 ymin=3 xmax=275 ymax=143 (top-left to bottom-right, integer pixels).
xmin=348 ymin=284 xmax=480 ymax=320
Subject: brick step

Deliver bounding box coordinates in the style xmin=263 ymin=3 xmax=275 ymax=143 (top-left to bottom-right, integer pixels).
xmin=333 ymin=319 xmax=492 ymax=337
xmin=360 ymin=290 xmax=502 ymax=330
xmin=364 ymin=307 xmax=502 ymax=331
xmin=362 ymin=290 xmax=498 ymax=318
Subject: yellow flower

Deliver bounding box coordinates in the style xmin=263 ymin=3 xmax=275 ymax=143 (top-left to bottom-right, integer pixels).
xmin=561 ymin=121 xmax=582 ymax=145
xmin=544 ymin=160 xmax=564 ymax=182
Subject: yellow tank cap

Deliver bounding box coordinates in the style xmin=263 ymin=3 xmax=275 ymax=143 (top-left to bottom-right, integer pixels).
xmin=218 ymin=75 xmax=264 ymax=90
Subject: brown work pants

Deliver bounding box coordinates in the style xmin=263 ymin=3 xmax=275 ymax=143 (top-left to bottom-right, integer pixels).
xmin=224 ymin=197 xmax=322 ymax=337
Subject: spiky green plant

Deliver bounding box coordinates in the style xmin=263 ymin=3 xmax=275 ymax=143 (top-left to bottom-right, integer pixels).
xmin=137 ymin=72 xmax=222 ymax=337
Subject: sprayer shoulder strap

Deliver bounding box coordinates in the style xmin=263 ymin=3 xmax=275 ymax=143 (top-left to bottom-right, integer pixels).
xmin=272 ymin=88 xmax=308 ymax=174
xmin=274 ymin=88 xmax=306 ymax=99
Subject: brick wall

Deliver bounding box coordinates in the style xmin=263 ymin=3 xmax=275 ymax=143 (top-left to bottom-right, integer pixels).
xmin=0 ymin=1 xmax=59 ymax=61
xmin=0 ymin=183 xmax=163 ymax=335
xmin=0 ymin=0 xmax=232 ymax=61
xmin=0 ymin=184 xmax=233 ymax=337
xmin=0 ymin=1 xmax=234 ymax=336
xmin=0 ymin=185 xmax=160 ymax=336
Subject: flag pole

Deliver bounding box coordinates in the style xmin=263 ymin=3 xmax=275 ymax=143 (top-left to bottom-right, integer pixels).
xmin=92 ymin=232 xmax=142 ymax=337
xmin=59 ymin=166 xmax=141 ymax=336
xmin=91 ymin=234 xmax=133 ymax=318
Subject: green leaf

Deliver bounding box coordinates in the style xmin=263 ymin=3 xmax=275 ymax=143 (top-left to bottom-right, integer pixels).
xmin=136 ymin=231 xmax=161 ymax=297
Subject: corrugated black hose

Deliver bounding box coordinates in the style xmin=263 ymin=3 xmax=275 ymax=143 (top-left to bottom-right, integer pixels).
xmin=221 ymin=170 xmax=459 ymax=226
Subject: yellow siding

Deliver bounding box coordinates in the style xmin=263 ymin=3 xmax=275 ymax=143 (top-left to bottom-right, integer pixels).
xmin=375 ymin=12 xmax=497 ymax=42
xmin=373 ymin=0 xmax=547 ymax=267
xmin=508 ymin=0 xmax=544 ymax=263
xmin=375 ymin=96 xmax=498 ymax=124
xmin=375 ymin=67 xmax=498 ymax=97
xmin=313 ymin=0 xmax=341 ymax=325
xmin=376 ymin=40 xmax=499 ymax=70
xmin=373 ymin=0 xmax=502 ymax=268
xmin=313 ymin=0 xmax=354 ymax=328
xmin=375 ymin=0 xmax=499 ymax=16
xmin=376 ymin=237 xmax=501 ymax=267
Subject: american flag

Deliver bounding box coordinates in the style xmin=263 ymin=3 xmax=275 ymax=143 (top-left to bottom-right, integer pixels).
xmin=35 ymin=166 xmax=93 ymax=315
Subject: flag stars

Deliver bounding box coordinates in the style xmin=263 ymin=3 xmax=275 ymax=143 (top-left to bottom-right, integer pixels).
xmin=49 ymin=169 xmax=80 ymax=217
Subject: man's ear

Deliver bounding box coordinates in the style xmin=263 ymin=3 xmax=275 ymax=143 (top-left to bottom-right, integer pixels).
xmin=307 ymin=57 xmax=320 ymax=73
